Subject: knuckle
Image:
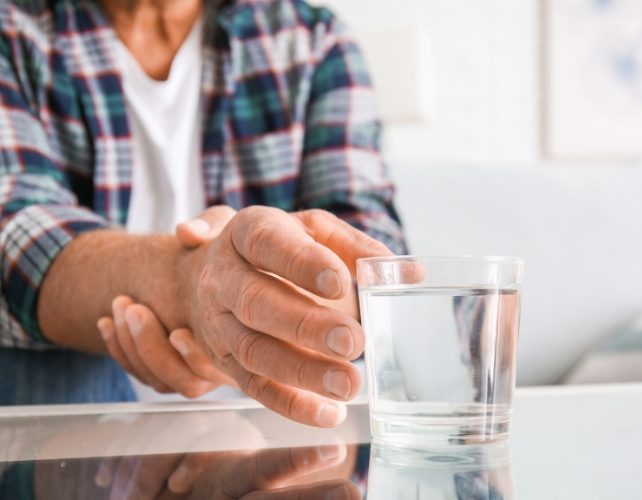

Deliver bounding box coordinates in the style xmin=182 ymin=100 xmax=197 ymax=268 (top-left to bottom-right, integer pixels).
xmin=294 ymin=359 xmax=309 ymax=389
xmin=299 ymin=209 xmax=333 ymax=233
xmin=292 ymin=307 xmax=320 ymax=347
xmin=236 ymin=207 xmax=287 ymax=259
xmin=219 ymin=352 xmax=237 ymax=373
xmin=244 ymin=372 xmax=269 ymax=402
xmin=280 ymin=240 xmax=311 ymax=280
xmin=236 ymin=278 xmax=268 ymax=323
xmin=285 ymin=391 xmax=305 ymax=422
xmin=236 ymin=331 xmax=264 ymax=371
xmin=197 ymin=269 xmax=225 ymax=311
xmin=198 ymin=263 xmax=216 ymax=292
xmin=244 ymin=221 xmax=273 ymax=260
xmin=236 ymin=206 xmax=268 ymax=230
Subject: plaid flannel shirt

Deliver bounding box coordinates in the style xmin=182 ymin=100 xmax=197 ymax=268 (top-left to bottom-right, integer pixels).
xmin=0 ymin=0 xmax=406 ymax=349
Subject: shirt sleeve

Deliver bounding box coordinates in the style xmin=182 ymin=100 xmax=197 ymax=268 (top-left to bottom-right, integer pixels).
xmin=0 ymin=33 xmax=108 ymax=349
xmin=297 ymin=13 xmax=408 ymax=255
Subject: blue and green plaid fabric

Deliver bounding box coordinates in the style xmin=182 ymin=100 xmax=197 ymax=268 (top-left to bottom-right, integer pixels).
xmin=0 ymin=0 xmax=406 ymax=348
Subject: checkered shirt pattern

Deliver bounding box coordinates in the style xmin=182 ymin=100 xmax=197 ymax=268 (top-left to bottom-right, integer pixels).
xmin=0 ymin=0 xmax=406 ymax=348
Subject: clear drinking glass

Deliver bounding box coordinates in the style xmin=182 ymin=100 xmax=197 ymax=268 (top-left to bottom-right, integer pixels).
xmin=357 ymin=255 xmax=524 ymax=445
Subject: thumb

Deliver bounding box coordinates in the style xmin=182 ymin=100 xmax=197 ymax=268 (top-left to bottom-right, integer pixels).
xmin=176 ymin=205 xmax=237 ymax=249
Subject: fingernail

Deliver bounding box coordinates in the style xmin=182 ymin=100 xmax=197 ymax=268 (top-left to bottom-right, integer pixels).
xmin=318 ymin=436 xmax=343 ymax=461
xmin=168 ymin=464 xmax=189 ymax=492
xmin=170 ymin=336 xmax=190 ymax=356
xmin=97 ymin=322 xmax=110 ymax=341
xmin=324 ymin=371 xmax=351 ymax=399
xmin=318 ymin=403 xmax=346 ymax=427
xmin=317 ymin=268 xmax=341 ymax=298
xmin=325 ymin=485 xmax=350 ymax=500
xmin=326 ymin=326 xmax=354 ymax=357
xmin=183 ymin=218 xmax=210 ymax=236
xmin=125 ymin=309 xmax=142 ymax=336
xmin=94 ymin=463 xmax=112 ymax=487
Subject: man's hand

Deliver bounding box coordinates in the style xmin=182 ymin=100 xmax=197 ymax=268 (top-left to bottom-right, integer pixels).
xmin=98 ymin=205 xmax=364 ymax=400
xmin=176 ymin=207 xmax=391 ymax=427
xmin=94 ymin=442 xmax=355 ymax=500
xmin=98 ymin=206 xmax=239 ymax=398
xmin=39 ymin=204 xmax=391 ymax=427
xmin=98 ymin=297 xmax=237 ymax=398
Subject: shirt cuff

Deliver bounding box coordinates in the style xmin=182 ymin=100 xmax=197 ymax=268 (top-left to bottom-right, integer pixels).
xmin=0 ymin=204 xmax=109 ymax=346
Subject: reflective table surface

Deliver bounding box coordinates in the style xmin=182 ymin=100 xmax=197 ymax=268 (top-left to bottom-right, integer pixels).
xmin=1 ymin=383 xmax=642 ymax=499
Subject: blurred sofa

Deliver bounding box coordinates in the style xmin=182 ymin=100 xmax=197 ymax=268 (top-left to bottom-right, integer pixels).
xmin=392 ymin=163 xmax=642 ymax=386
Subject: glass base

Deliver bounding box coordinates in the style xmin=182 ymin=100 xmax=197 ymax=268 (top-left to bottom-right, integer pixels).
xmin=370 ymin=412 xmax=511 ymax=447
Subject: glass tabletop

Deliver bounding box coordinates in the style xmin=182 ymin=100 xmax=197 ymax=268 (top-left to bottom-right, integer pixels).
xmin=1 ymin=383 xmax=641 ymax=499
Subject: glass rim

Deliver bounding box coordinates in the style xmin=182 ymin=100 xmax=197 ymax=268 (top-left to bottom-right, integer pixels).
xmin=357 ymin=254 xmax=525 ymax=265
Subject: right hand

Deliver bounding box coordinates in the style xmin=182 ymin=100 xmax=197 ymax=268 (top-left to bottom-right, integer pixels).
xmin=96 ymin=441 xmax=358 ymax=500
xmin=177 ymin=206 xmax=392 ymax=427
xmin=187 ymin=445 xmax=360 ymax=500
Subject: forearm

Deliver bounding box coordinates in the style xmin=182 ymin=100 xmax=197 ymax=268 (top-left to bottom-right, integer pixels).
xmin=37 ymin=230 xmax=192 ymax=354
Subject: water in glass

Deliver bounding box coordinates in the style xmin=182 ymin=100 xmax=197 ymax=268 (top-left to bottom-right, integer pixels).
xmin=359 ymin=285 xmax=521 ymax=445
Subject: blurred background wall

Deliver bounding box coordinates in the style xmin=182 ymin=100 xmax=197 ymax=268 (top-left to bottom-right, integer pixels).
xmin=311 ymin=0 xmax=642 ymax=168
xmin=311 ymin=0 xmax=540 ymax=167
xmin=306 ymin=0 xmax=642 ymax=386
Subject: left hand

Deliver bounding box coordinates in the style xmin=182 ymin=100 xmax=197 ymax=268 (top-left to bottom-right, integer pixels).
xmin=99 ymin=298 xmax=236 ymax=397
xmin=98 ymin=206 xmax=238 ymax=398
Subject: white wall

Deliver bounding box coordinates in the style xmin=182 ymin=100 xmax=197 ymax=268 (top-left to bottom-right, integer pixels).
xmin=312 ymin=0 xmax=541 ymax=167
xmin=311 ymin=1 xmax=642 ymax=387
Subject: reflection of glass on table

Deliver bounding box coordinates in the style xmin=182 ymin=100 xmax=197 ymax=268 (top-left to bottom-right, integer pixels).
xmin=368 ymin=440 xmax=515 ymax=500
xmin=357 ymin=256 xmax=524 ymax=445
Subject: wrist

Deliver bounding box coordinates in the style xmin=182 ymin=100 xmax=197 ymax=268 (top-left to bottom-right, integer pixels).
xmin=175 ymin=241 xmax=210 ymax=330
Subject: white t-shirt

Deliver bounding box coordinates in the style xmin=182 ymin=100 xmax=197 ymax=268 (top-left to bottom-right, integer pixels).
xmin=116 ymin=19 xmax=246 ymax=401
xmin=117 ymin=17 xmax=206 ymax=234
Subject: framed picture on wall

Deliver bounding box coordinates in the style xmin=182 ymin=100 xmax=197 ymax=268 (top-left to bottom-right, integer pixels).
xmin=542 ymin=0 xmax=642 ymax=161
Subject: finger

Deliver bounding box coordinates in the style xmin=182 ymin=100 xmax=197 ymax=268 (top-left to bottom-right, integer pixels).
xmin=112 ymin=296 xmax=173 ymax=394
xmin=176 ymin=205 xmax=237 ymax=248
xmin=292 ymin=209 xmax=394 ymax=275
xmin=245 ymin=481 xmax=361 ymax=500
xmin=220 ymin=267 xmax=364 ymax=360
xmin=169 ymin=329 xmax=238 ymax=387
xmin=95 ymin=457 xmax=119 ymax=488
xmin=123 ymin=454 xmax=183 ymax=500
xmin=229 ymin=206 xmax=352 ymax=299
xmin=109 ymin=456 xmax=137 ymax=500
xmin=220 ymin=444 xmax=348 ymax=498
xmin=218 ymin=312 xmax=361 ymax=401
xmin=217 ymin=351 xmax=347 ymax=428
xmin=97 ymin=317 xmax=140 ymax=381
xmin=126 ymin=305 xmax=219 ymax=399
xmin=167 ymin=452 xmax=224 ymax=494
